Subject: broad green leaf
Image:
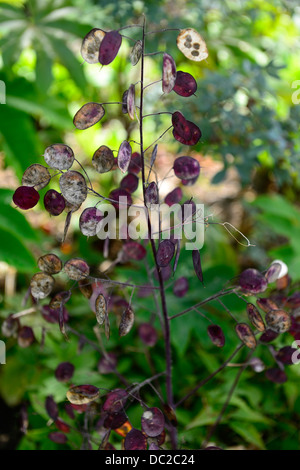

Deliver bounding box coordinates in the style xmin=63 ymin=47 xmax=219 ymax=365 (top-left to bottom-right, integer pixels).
xmin=230 ymin=421 xmax=266 ymax=449
xmin=0 ymin=203 xmax=39 ymax=241
xmin=0 ymin=227 xmax=36 ymax=271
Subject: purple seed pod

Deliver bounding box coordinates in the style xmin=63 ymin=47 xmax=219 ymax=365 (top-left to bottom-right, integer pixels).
xmin=138 ymin=323 xmax=158 ymax=347
xmin=73 ymin=102 xmax=105 ymax=130
xmin=154 ymin=264 xmax=172 ymax=281
xmin=249 ymin=357 xmax=265 ymax=373
xmin=38 ymin=253 xmax=62 ymax=275
xmin=44 ymin=143 xmax=74 ymax=170
xmin=120 ymin=173 xmax=139 ymax=193
xmin=30 ymin=272 xmax=54 ymax=299
xmin=1 ymin=314 xmax=20 ymax=338
xmin=78 ymin=280 xmax=93 ymax=299
xmin=44 ymin=189 xmax=65 ymax=216
xmin=141 ymin=408 xmax=165 ymax=437
xmin=102 ymin=389 xmax=128 ymax=413
xmin=98 ymin=353 xmax=117 ymax=374
xmin=259 ymin=329 xmax=279 ymax=343
xmin=265 ymin=262 xmax=282 ymax=283
xmin=149 ymin=443 xmax=160 ymax=450
xmin=192 ymin=249 xmax=203 ymax=283
xmin=177 ymin=28 xmax=208 ymax=62
xmin=162 ymin=53 xmax=177 ymax=94
xmin=276 ymin=346 xmax=297 ymax=365
xmin=128 ymin=152 xmax=142 ymax=174
xmin=95 ymin=293 xmax=107 ymax=325
xmin=123 ymin=241 xmax=147 ymax=261
xmin=99 ymin=30 xmax=122 ymax=65
xmin=45 ymin=396 xmax=59 ymax=421
xmin=286 ymin=292 xmax=300 ymax=309
xmin=124 ymin=429 xmax=147 ymax=450
xmin=265 ymin=309 xmax=291 ymax=334
xmin=127 ymin=84 xmax=136 ymax=120
xmin=109 ymin=188 xmax=132 ymax=209
xmin=207 ymin=324 xmax=225 ymax=348
xmin=55 ymin=362 xmax=74 ymax=382
xmin=59 ymin=171 xmax=87 ymax=206
xmin=246 ymin=303 xmax=266 ymax=332
xmin=172 ymin=111 xmax=201 ymax=146
xmin=65 ymin=403 xmax=75 ymax=420
xmin=92 ymin=145 xmax=114 ymax=173
xmin=64 ymin=258 xmax=90 ymax=281
xmin=173 ymin=277 xmax=189 ymax=297
xmin=239 ymin=268 xmax=268 ymax=294
xmin=79 ymin=207 xmax=103 ymax=237
xmin=173 ymin=156 xmax=200 ymax=180
xmin=104 ymin=411 xmax=128 ymax=430
xmin=164 ymin=187 xmax=183 ymax=206
xmin=181 ymin=175 xmax=199 ymax=186
xmin=42 ymin=305 xmax=69 ymax=324
xmin=121 ymin=89 xmax=129 ymax=114
xmin=66 ymin=384 xmax=100 ymax=405
xmin=265 ymin=368 xmax=287 ymax=384
xmin=173 ymin=71 xmax=197 ymax=97
xmin=81 ymin=28 xmax=105 ymax=64
xmin=13 ymin=186 xmax=40 ymax=210
xmin=145 ymin=181 xmax=159 ymax=206
xmin=49 ymin=291 xmax=71 ymax=310
xmin=256 ymin=297 xmax=278 ymax=313
xmin=55 ymin=418 xmax=70 ymax=434
xmin=119 ymin=306 xmax=135 ymax=337
xmin=117 ymin=141 xmax=132 ymax=173
xmin=22 ymin=163 xmax=51 ymax=190
xmin=17 ymin=326 xmax=35 ymax=348
xmin=48 ymin=432 xmax=68 ymax=444
xmin=156 ymin=239 xmax=175 ymax=267
xmin=163 ymin=404 xmax=177 ymax=427
xmin=235 ymin=323 xmax=257 ymax=349
xmin=130 ymin=40 xmax=142 ymax=66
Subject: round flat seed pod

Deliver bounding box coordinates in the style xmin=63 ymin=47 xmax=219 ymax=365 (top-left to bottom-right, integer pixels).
xmin=123 ymin=241 xmax=146 ymax=261
xmin=95 ymin=293 xmax=107 ymax=325
xmin=79 ymin=207 xmax=103 ymax=237
xmin=117 ymin=141 xmax=132 ymax=173
xmin=265 ymin=262 xmax=282 ymax=283
xmin=127 ymin=84 xmax=135 ymax=120
xmin=174 ymin=156 xmax=200 ymax=180
xmin=104 ymin=411 xmax=128 ymax=430
xmin=49 ymin=291 xmax=71 ymax=310
xmin=207 ymin=324 xmax=225 ymax=348
xmin=259 ymin=329 xmax=279 ymax=343
xmin=13 ymin=186 xmax=40 ymax=210
xmin=49 ymin=432 xmax=67 ymax=445
xmin=66 ymin=385 xmax=100 ymax=405
xmin=130 ymin=40 xmax=142 ymax=66
xmin=73 ymin=102 xmax=105 ymax=130
xmin=235 ymin=323 xmax=256 ymax=349
xmin=119 ymin=306 xmax=134 ymax=337
xmin=165 ymin=187 xmax=183 ymax=206
xmin=120 ymin=173 xmax=139 ymax=193
xmin=99 ymin=30 xmax=122 ymax=65
xmin=59 ymin=171 xmax=87 ymax=206
xmin=18 ymin=326 xmax=35 ymax=348
xmin=64 ymin=258 xmax=90 ymax=281
xmin=109 ymin=188 xmax=132 ymax=209
xmin=81 ymin=28 xmax=105 ymax=63
xmin=138 ymin=323 xmax=157 ymax=347
xmin=92 ymin=145 xmax=114 ymax=173
xmin=78 ymin=280 xmax=93 ymax=299
xmin=239 ymin=268 xmax=268 ymax=294
xmin=44 ymin=189 xmax=65 ymax=216
xmin=162 ymin=53 xmax=176 ymax=94
xmin=141 ymin=408 xmax=165 ymax=437
xmin=30 ymin=272 xmax=54 ymax=299
xmin=55 ymin=362 xmax=74 ymax=382
xmin=177 ymin=28 xmax=208 ymax=62
xmin=172 ymin=111 xmax=201 ymax=146
xmin=124 ymin=429 xmax=147 ymax=450
xmin=102 ymin=389 xmax=128 ymax=413
xmin=265 ymin=309 xmax=291 ymax=334
xmin=22 ymin=164 xmax=51 ymax=190
xmin=173 ymin=277 xmax=189 ymax=297
xmin=98 ymin=353 xmax=117 ymax=374
xmin=256 ymin=297 xmax=278 ymax=313
xmin=246 ymin=303 xmax=266 ymax=332
xmin=173 ymin=71 xmax=197 ymax=97
xmin=265 ymin=368 xmax=287 ymax=384
xmin=156 ymin=240 xmax=175 ymax=267
xmin=44 ymin=144 xmax=74 ymax=170
xmin=38 ymin=254 xmax=62 ymax=274
xmin=277 ymin=346 xmax=297 ymax=365
xmin=46 ymin=396 xmax=59 ymax=421
xmin=128 ymin=152 xmax=141 ymax=174
xmin=145 ymin=181 xmax=158 ymax=205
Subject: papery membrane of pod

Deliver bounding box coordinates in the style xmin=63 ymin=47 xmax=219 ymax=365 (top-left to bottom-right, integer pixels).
xmin=165 ymin=187 xmax=182 ymax=206
xmin=265 ymin=262 xmax=282 ymax=284
xmin=55 ymin=362 xmax=74 ymax=382
xmin=239 ymin=268 xmax=268 ymax=294
xmin=64 ymin=258 xmax=90 ymax=281
xmin=122 ymin=89 xmax=128 ymax=114
xmin=55 ymin=418 xmax=70 ymax=433
xmin=259 ymin=328 xmax=279 ymax=343
xmin=109 ymin=188 xmax=132 ymax=209
xmin=276 ymin=346 xmax=297 ymax=365
xmin=246 ymin=303 xmax=266 ymax=332
xmin=30 ymin=272 xmax=54 ymax=299
xmin=138 ymin=323 xmax=158 ymax=347
xmin=79 ymin=207 xmax=103 ymax=237
xmin=102 ymin=389 xmax=128 ymax=413
xmin=66 ymin=384 xmax=100 ymax=405
xmin=124 ymin=429 xmax=147 ymax=450
xmin=128 ymin=152 xmax=141 ymax=174
xmin=92 ymin=145 xmax=114 ymax=173
xmin=172 ymin=111 xmax=201 ymax=146
xmin=173 ymin=71 xmax=197 ymax=97
xmin=207 ymin=324 xmax=225 ymax=348
xmin=163 ymin=404 xmax=177 ymax=427
xmin=117 ymin=141 xmax=132 ymax=173
xmin=73 ymin=102 xmax=105 ymax=130
xmin=141 ymin=408 xmax=165 ymax=437
xmin=119 ymin=306 xmax=134 ymax=337
xmin=272 ymin=259 xmax=288 ymax=279
xmin=38 ymin=253 xmax=62 ymax=275
xmin=98 ymin=353 xmax=117 ymax=374
xmin=22 ymin=164 xmax=51 ymax=190
xmin=44 ymin=189 xmax=65 ymax=216
xmin=123 ymin=241 xmax=146 ymax=261
xmin=42 ymin=305 xmax=69 ymax=324
xmin=145 ymin=181 xmax=159 ymax=205
xmin=13 ymin=186 xmax=40 ymax=210
xmin=177 ymin=28 xmax=208 ymax=62
xmin=49 ymin=291 xmax=71 ymax=310
xmin=95 ymin=293 xmax=107 ymax=325
xmin=256 ymin=297 xmax=278 ymax=313
xmin=173 ymin=156 xmax=200 ymax=180
xmin=45 ymin=395 xmax=59 ymax=421
xmin=162 ymin=53 xmax=177 ymax=94
xmin=44 ymin=144 xmax=74 ymax=170
xmin=104 ymin=411 xmax=128 ymax=430
xmin=192 ymin=249 xmax=203 ymax=283
xmin=235 ymin=323 xmax=257 ymax=349
xmin=156 ymin=239 xmax=175 ymax=268
xmin=78 ymin=280 xmax=93 ymax=299
xmin=81 ymin=28 xmax=105 ymax=63
xmin=59 ymin=171 xmax=87 ymax=206
xmin=127 ymin=84 xmax=136 ymax=120
xmin=265 ymin=309 xmax=291 ymax=334
xmin=265 ymin=368 xmax=287 ymax=384
xmin=173 ymin=277 xmax=189 ymax=298
xmin=17 ymin=326 xmax=35 ymax=348
xmin=99 ymin=30 xmax=122 ymax=65
xmin=130 ymin=40 xmax=142 ymax=66
xmin=1 ymin=314 xmax=20 ymax=338
xmin=120 ymin=173 xmax=139 ymax=193
xmin=48 ymin=432 xmax=67 ymax=444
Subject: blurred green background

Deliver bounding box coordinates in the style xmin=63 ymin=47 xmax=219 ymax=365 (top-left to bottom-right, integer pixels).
xmin=0 ymin=0 xmax=300 ymax=450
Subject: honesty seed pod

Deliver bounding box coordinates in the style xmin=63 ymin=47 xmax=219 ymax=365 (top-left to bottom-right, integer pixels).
xmin=30 ymin=272 xmax=54 ymax=299
xmin=44 ymin=189 xmax=65 ymax=216
xmin=81 ymin=28 xmax=105 ymax=63
xmin=177 ymin=28 xmax=208 ymax=62
xmin=38 ymin=254 xmax=62 ymax=275
xmin=99 ymin=30 xmax=122 ymax=65
xmin=44 ymin=144 xmax=74 ymax=170
xmin=117 ymin=141 xmax=132 ymax=173
xmin=79 ymin=207 xmax=103 ymax=237
xmin=92 ymin=145 xmax=114 ymax=173
xmin=64 ymin=258 xmax=90 ymax=281
xmin=22 ymin=164 xmax=50 ymax=190
xmin=235 ymin=323 xmax=257 ymax=349
xmin=59 ymin=171 xmax=87 ymax=206
xmin=207 ymin=324 xmax=225 ymax=348
xmin=246 ymin=303 xmax=266 ymax=332
xmin=95 ymin=293 xmax=107 ymax=325
xmin=13 ymin=186 xmax=40 ymax=210
xmin=124 ymin=429 xmax=147 ymax=450
xmin=119 ymin=306 xmax=134 ymax=337
xmin=265 ymin=309 xmax=291 ymax=334
xmin=173 ymin=71 xmax=197 ymax=97
xmin=66 ymin=385 xmax=100 ymax=405
xmin=141 ymin=408 xmax=165 ymax=437
xmin=239 ymin=268 xmax=268 ymax=294
xmin=130 ymin=40 xmax=142 ymax=66
xmin=162 ymin=53 xmax=176 ymax=94
xmin=73 ymin=103 xmax=105 ymax=130
xmin=156 ymin=240 xmax=175 ymax=267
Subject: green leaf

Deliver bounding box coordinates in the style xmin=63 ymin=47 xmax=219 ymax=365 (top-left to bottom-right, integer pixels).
xmin=0 ymin=202 xmax=39 ymax=242
xmin=0 ymin=227 xmax=36 ymax=271
xmin=230 ymin=421 xmax=266 ymax=449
